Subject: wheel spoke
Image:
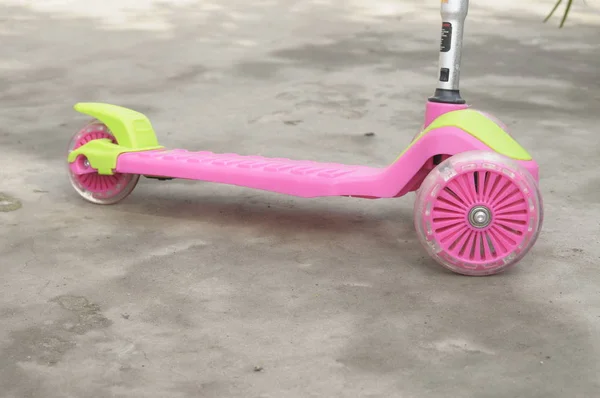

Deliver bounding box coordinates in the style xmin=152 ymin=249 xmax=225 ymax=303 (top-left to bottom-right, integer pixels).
xmin=469 ymin=231 xmax=479 ymax=260
xmin=482 ymin=171 xmax=492 ymax=201
xmin=432 ymin=206 xmax=463 ymax=216
xmin=435 ymin=219 xmax=465 ymax=238
xmin=496 ymin=200 xmax=528 ymax=215
xmin=496 ymin=216 xmax=527 ymax=226
xmin=490 ymin=225 xmax=517 ymax=246
xmin=438 ymin=189 xmax=468 ymax=210
xmin=482 ymin=231 xmax=496 ymax=259
xmin=496 ymin=221 xmax=525 ymax=236
xmin=487 ymin=228 xmax=508 ymax=253
xmin=492 ymin=187 xmax=522 ymax=209
xmin=458 ymin=230 xmax=474 ymax=257
xmin=449 ymin=174 xmax=475 ymax=205
xmin=443 ymin=225 xmax=469 ymax=247
xmin=434 ymin=219 xmax=464 ymax=234
xmin=433 ymin=215 xmax=463 ymax=224
xmin=487 ymin=173 xmax=506 ymax=200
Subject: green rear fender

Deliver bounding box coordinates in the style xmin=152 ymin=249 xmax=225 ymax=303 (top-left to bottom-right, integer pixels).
xmin=73 ymin=102 xmax=161 ymax=148
xmin=68 ymin=103 xmax=163 ymax=175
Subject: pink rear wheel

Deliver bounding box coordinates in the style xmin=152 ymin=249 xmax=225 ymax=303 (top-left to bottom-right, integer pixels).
xmin=67 ymin=121 xmax=140 ymax=205
xmin=414 ymin=150 xmax=543 ymax=276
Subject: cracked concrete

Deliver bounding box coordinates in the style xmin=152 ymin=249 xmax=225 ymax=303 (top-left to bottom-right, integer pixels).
xmin=1 ymin=0 xmax=599 ymax=397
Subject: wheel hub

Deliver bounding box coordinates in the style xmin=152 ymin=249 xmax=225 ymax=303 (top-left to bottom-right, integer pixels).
xmin=468 ymin=206 xmax=492 ymax=228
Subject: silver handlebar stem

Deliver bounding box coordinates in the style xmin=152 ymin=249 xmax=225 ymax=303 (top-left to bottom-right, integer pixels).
xmin=429 ymin=0 xmax=469 ymax=104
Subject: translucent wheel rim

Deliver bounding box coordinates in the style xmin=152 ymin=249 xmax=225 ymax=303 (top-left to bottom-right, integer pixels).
xmin=414 ymin=150 xmax=543 ymax=276
xmin=67 ymin=121 xmax=139 ymax=205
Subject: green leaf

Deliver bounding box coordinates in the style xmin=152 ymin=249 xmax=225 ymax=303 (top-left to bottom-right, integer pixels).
xmin=544 ymin=0 xmax=573 ymax=27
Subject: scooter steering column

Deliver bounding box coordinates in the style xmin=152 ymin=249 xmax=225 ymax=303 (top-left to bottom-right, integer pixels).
xmin=429 ymin=0 xmax=469 ymax=104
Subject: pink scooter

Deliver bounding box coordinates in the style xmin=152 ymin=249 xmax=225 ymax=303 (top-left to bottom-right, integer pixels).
xmin=66 ymin=0 xmax=543 ymax=276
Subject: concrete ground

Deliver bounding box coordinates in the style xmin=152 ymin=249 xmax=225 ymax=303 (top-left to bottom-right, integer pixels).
xmin=1 ymin=0 xmax=599 ymax=397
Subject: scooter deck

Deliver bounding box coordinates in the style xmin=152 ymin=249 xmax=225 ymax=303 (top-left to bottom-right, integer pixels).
xmin=116 ymin=148 xmax=387 ymax=197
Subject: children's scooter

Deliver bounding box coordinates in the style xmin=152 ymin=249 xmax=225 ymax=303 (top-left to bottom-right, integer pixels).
xmin=65 ymin=0 xmax=543 ymax=276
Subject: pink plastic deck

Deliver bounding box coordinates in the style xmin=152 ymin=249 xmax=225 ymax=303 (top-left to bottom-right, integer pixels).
xmin=117 ymin=149 xmax=383 ymax=197
xmin=114 ymin=125 xmax=539 ymax=198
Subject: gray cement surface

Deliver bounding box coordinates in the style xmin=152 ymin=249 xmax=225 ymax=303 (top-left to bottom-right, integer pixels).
xmin=1 ymin=0 xmax=599 ymax=397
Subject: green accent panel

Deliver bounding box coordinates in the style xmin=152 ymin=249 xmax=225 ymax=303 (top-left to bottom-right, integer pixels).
xmin=67 ymin=139 xmax=162 ymax=175
xmin=70 ymin=102 xmax=163 ymax=175
xmin=73 ymin=102 xmax=160 ymax=148
xmin=410 ymin=109 xmax=532 ymax=161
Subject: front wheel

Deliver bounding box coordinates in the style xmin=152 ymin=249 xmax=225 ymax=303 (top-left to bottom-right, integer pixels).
xmin=67 ymin=120 xmax=140 ymax=205
xmin=414 ymin=150 xmax=543 ymax=276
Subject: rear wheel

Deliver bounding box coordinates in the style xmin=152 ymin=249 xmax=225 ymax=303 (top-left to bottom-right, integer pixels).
xmin=414 ymin=150 xmax=543 ymax=276
xmin=67 ymin=121 xmax=140 ymax=205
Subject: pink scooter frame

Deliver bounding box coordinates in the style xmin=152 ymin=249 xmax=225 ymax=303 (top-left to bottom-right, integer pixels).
xmin=65 ymin=0 xmax=543 ymax=276
xmin=68 ymin=101 xmax=539 ymax=199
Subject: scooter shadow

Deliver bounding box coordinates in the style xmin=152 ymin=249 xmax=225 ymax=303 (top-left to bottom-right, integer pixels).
xmin=119 ymin=186 xmax=417 ymax=240
xmin=109 ymin=187 xmax=451 ymax=274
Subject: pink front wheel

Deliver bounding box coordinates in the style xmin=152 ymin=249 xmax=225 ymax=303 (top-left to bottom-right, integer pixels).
xmin=414 ymin=150 xmax=543 ymax=276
